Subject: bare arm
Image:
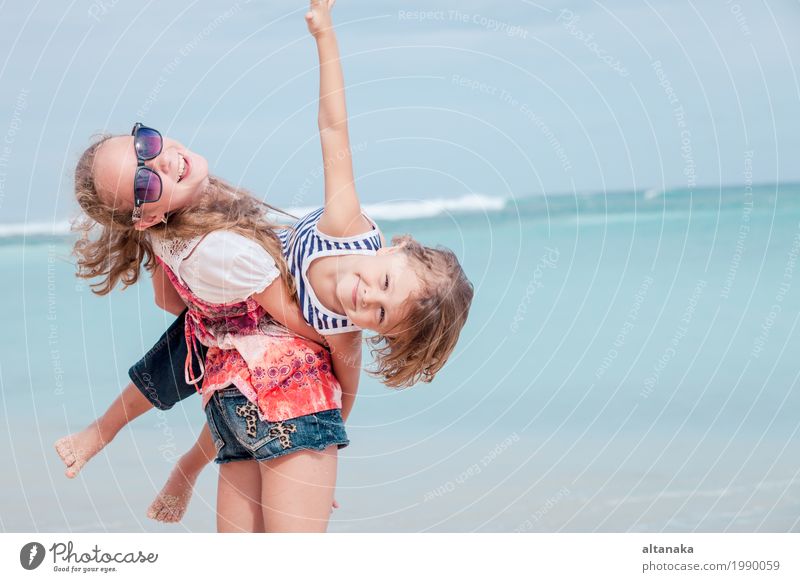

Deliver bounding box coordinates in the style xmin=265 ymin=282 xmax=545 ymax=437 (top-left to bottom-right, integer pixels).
xmin=151 ymin=263 xmax=186 ymax=316
xmin=255 ymin=276 xmax=359 ymax=419
xmin=305 ymin=0 xmax=369 ymax=237
xmin=326 ymin=331 xmax=362 ymax=423
xmin=251 ymin=278 xmax=327 ymax=348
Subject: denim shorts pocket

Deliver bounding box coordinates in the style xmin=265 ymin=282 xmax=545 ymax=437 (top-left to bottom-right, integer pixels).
xmin=216 ymin=391 xmax=320 ymax=454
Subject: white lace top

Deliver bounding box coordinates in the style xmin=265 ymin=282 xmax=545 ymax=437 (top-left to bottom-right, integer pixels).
xmin=151 ymin=230 xmax=281 ymax=305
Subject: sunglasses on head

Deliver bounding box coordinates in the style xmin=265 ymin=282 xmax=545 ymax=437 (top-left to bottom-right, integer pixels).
xmin=130 ymin=122 xmax=163 ymax=222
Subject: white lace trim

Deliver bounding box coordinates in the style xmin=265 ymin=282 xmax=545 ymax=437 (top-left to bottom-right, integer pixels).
xmin=150 ymin=233 xmax=203 ymax=286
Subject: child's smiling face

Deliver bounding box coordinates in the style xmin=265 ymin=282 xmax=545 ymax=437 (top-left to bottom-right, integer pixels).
xmin=334 ymin=247 xmax=423 ymax=335
xmin=92 ymin=134 xmax=210 ymax=229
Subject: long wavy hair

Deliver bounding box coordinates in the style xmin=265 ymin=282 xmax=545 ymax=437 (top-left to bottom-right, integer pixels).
xmin=73 ymin=133 xmax=296 ymax=298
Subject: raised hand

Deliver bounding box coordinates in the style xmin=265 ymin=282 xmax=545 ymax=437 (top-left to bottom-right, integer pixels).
xmin=305 ymin=0 xmax=336 ymax=38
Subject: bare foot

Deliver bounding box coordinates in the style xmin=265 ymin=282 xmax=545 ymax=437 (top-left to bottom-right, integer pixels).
xmin=147 ymin=465 xmax=198 ymax=523
xmin=54 ymin=423 xmax=107 ymax=479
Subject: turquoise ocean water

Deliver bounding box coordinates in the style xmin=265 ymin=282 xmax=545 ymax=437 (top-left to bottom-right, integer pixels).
xmin=1 ymin=183 xmax=799 ymax=532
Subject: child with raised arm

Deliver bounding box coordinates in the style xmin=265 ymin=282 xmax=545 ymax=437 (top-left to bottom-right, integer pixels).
xmin=57 ymin=0 xmax=474 ymax=524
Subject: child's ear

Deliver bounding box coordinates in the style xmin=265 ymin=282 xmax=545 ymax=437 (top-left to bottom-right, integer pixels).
xmin=134 ymin=212 xmax=164 ymax=231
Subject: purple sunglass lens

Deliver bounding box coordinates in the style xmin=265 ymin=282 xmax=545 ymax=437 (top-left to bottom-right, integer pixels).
xmin=135 ymin=127 xmax=162 ymax=159
xmin=134 ymin=168 xmax=162 ymax=203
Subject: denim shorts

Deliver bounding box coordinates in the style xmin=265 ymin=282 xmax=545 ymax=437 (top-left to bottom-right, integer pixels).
xmin=128 ymin=310 xmax=208 ymax=410
xmin=205 ymin=387 xmax=349 ymax=464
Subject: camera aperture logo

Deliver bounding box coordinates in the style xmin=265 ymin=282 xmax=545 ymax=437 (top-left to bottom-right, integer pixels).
xmin=20 ymin=542 xmax=46 ymax=570
xmin=19 ymin=540 xmax=158 ymax=574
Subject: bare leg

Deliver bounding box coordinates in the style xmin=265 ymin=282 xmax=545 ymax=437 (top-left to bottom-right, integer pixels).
xmin=54 ymin=382 xmax=153 ymax=478
xmin=148 ymin=425 xmax=216 ymax=523
xmin=259 ymin=445 xmax=338 ymax=532
xmin=216 ymin=460 xmax=264 ymax=532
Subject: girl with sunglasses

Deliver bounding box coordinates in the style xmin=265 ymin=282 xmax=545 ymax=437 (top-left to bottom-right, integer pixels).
xmin=58 ymin=0 xmax=472 ymax=531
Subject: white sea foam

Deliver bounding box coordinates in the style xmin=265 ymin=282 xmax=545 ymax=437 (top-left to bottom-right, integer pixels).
xmin=644 ymin=188 xmax=662 ymax=200
xmin=279 ymin=193 xmax=507 ymax=222
xmin=0 ymin=194 xmax=509 ymax=239
xmin=361 ymin=193 xmax=506 ymax=220
xmin=0 ymin=219 xmax=73 ymax=238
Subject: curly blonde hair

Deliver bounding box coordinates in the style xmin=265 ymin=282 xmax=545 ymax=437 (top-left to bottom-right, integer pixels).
xmin=72 ymin=133 xmax=295 ymax=297
xmin=367 ymin=234 xmax=474 ymax=388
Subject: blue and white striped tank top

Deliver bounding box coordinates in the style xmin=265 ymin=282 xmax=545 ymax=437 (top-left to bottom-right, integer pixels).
xmin=279 ymin=207 xmax=384 ymax=335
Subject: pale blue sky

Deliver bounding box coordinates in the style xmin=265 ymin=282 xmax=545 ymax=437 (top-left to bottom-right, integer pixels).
xmin=0 ymin=0 xmax=798 ymax=224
